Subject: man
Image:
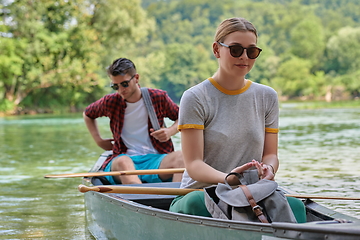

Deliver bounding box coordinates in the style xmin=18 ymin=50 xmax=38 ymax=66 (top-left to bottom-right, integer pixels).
xmin=83 ymin=57 xmax=183 ymax=184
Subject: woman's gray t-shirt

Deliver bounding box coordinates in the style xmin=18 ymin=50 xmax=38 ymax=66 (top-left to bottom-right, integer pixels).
xmin=178 ymin=78 xmax=279 ymax=189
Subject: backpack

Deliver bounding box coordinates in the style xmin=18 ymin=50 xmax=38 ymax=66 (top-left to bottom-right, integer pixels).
xmin=204 ymin=171 xmax=297 ymax=223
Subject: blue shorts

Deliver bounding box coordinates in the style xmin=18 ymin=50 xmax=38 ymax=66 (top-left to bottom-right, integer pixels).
xmin=104 ymin=154 xmax=168 ymax=184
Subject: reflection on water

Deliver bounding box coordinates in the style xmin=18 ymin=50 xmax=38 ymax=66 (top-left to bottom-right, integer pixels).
xmin=277 ymin=108 xmax=360 ymax=217
xmin=0 ymin=108 xmax=359 ymax=239
xmin=0 ymin=113 xmax=101 ymax=240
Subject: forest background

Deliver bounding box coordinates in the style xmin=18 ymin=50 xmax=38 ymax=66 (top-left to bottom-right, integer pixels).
xmin=1 ymin=0 xmax=360 ymax=115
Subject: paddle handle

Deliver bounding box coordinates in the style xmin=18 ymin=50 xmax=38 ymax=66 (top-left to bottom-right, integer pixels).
xmin=45 ymin=168 xmax=185 ymax=178
xmin=78 ymin=184 xmax=201 ymax=195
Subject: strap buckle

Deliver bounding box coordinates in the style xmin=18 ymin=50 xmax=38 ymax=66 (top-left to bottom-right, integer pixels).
xmin=252 ymin=205 xmax=262 ymax=211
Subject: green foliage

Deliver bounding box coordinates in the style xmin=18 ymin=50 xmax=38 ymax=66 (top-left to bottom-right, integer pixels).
xmin=272 ymin=56 xmax=313 ymax=97
xmin=133 ymin=41 xmax=217 ymax=102
xmin=326 ymin=27 xmax=360 ymax=74
xmin=1 ymin=0 xmax=360 ymax=114
xmin=0 ymin=99 xmax=15 ymax=112
xmin=289 ymin=16 xmax=325 ymax=64
xmin=158 ymin=42 xmax=217 ymax=101
xmin=0 ymin=0 xmax=106 ymax=112
xmin=335 ymin=70 xmax=360 ymax=98
xmin=91 ymin=0 xmax=155 ymax=61
xmin=0 ymin=0 xmax=155 ymax=113
xmin=0 ymin=37 xmax=25 ymax=85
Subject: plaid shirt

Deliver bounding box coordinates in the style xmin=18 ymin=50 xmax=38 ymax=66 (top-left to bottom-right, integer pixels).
xmin=84 ymin=88 xmax=179 ymax=169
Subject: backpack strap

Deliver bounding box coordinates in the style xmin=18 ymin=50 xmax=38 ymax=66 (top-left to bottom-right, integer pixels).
xmin=239 ymin=185 xmax=269 ymax=223
xmin=141 ymin=87 xmax=161 ymax=131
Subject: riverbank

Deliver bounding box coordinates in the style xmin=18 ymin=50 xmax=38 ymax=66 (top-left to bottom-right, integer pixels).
xmin=1 ymin=100 xmax=359 ymax=117
xmin=0 ymin=105 xmax=85 ymax=117
xmin=280 ymin=99 xmax=360 ymax=109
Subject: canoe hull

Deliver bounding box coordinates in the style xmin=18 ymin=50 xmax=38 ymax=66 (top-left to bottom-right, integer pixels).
xmin=84 ymin=181 xmax=360 ymax=240
xmin=84 ymin=189 xmax=276 ymax=240
xmin=83 ymin=152 xmax=360 ymax=240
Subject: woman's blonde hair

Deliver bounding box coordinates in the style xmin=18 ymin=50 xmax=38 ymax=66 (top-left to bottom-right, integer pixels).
xmin=214 ymin=17 xmax=258 ymax=43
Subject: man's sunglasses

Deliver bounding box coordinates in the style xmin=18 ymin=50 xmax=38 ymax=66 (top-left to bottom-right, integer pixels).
xmin=218 ymin=42 xmax=262 ymax=59
xmin=110 ymin=75 xmax=136 ymax=90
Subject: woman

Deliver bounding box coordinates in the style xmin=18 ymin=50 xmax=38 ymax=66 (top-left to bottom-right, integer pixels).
xmin=170 ymin=17 xmax=305 ymax=222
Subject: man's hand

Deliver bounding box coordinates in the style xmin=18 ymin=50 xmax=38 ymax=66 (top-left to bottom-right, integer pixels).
xmin=150 ymin=128 xmax=172 ymax=142
xmin=96 ymin=138 xmax=114 ymax=150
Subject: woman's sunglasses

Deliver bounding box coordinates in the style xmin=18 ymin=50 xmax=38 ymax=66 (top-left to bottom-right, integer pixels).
xmin=218 ymin=42 xmax=262 ymax=59
xmin=110 ymin=75 xmax=136 ymax=90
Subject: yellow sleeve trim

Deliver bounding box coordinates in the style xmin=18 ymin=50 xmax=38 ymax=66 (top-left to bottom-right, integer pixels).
xmin=178 ymin=124 xmax=204 ymax=131
xmin=265 ymin=127 xmax=279 ymax=133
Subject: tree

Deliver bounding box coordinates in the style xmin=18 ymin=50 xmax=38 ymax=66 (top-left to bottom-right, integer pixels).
xmin=290 ymin=16 xmax=325 ymax=66
xmin=271 ymin=56 xmax=313 ymax=98
xmin=156 ymin=42 xmax=217 ymax=102
xmin=0 ymin=0 xmax=104 ymax=112
xmin=326 ymin=27 xmax=360 ymax=74
xmin=90 ymin=0 xmax=155 ymax=64
xmin=0 ymin=0 xmax=155 ymax=113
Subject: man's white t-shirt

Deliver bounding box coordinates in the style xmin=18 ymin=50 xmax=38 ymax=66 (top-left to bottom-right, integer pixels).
xmin=122 ymin=98 xmax=158 ymax=156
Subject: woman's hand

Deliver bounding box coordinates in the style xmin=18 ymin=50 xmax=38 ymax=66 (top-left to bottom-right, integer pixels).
xmin=226 ymin=162 xmax=256 ymax=185
xmin=253 ymin=160 xmax=275 ymax=180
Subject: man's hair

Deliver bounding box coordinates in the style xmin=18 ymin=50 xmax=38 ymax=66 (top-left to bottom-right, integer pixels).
xmin=107 ymin=58 xmax=137 ymax=76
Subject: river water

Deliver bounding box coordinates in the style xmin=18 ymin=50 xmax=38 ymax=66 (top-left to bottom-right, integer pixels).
xmin=0 ymin=106 xmax=359 ymax=239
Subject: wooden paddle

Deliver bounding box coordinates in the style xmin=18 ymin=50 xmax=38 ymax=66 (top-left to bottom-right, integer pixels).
xmin=45 ymin=168 xmax=185 ymax=178
xmin=285 ymin=194 xmax=360 ymax=200
xmin=78 ymin=184 xmax=199 ymax=195
xmin=78 ymin=184 xmax=360 ymax=200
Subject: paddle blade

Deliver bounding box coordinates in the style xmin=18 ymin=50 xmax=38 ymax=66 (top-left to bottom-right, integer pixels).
xmin=285 ymin=194 xmax=360 ymax=200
